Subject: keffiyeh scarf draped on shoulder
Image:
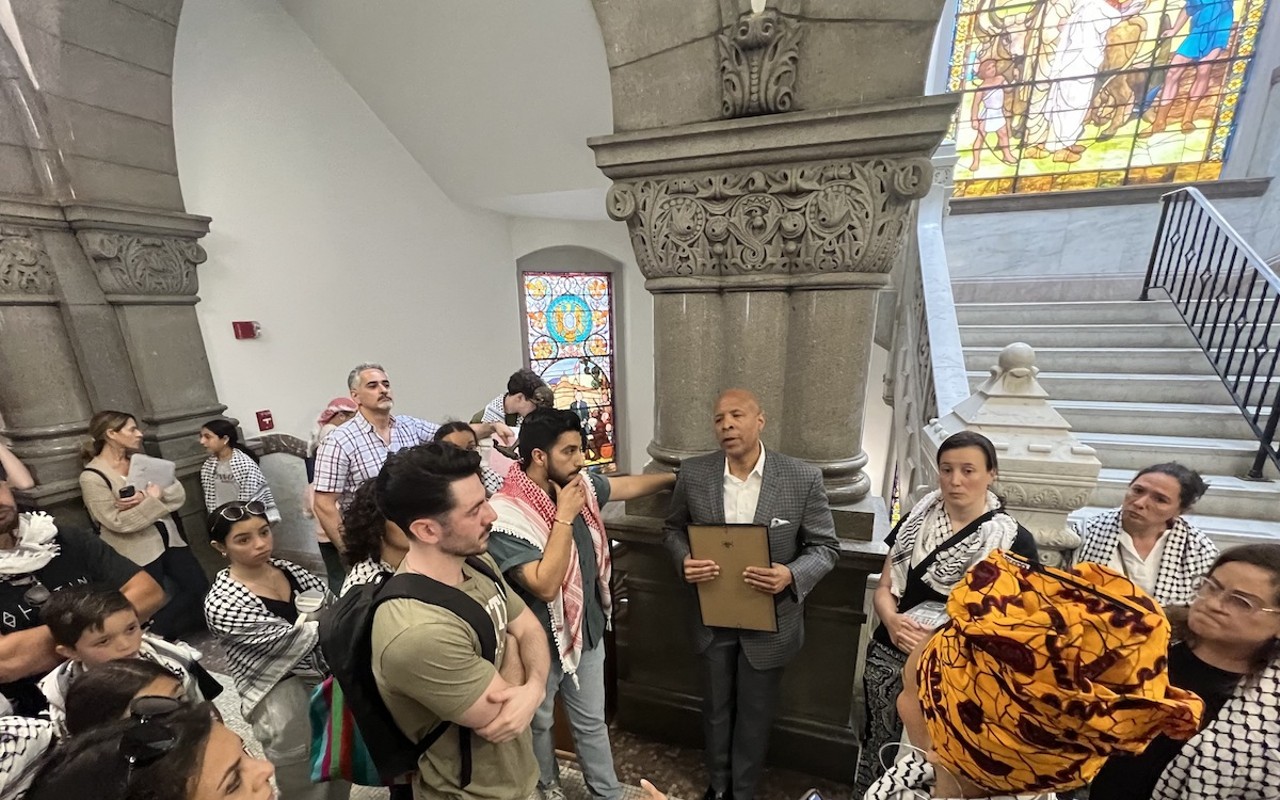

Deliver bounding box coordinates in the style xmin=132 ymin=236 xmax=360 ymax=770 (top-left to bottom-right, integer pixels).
xmin=863 ymin=748 xmax=1053 ymax=800
xmin=204 ymin=559 xmax=329 ymax=715
xmin=0 ymin=714 xmax=56 ymax=800
xmin=1074 ymin=508 xmax=1218 ymax=606
xmin=918 ymin=552 xmax=1203 ymax=794
xmin=489 ymin=464 xmax=610 ymax=679
xmin=0 ymin=513 xmax=59 ymax=578
xmin=890 ymin=490 xmax=1018 ymax=598
xmin=1153 ymin=657 xmax=1280 ymax=800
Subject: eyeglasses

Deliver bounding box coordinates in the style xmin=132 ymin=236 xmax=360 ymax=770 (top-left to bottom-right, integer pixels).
xmin=119 ymin=696 xmax=184 ymax=782
xmin=215 ymin=500 xmax=267 ymax=523
xmin=1194 ymin=576 xmax=1280 ymax=615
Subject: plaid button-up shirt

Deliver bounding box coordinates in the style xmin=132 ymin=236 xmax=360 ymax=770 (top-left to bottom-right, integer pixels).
xmin=313 ymin=412 xmax=440 ymax=510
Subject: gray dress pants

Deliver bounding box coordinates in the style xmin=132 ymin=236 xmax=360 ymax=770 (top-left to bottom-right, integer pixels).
xmin=700 ymin=629 xmax=785 ymax=800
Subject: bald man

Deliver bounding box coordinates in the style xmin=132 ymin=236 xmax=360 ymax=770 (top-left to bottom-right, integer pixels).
xmin=663 ymin=389 xmax=839 ymax=800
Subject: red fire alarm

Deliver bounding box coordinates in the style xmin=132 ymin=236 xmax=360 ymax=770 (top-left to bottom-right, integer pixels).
xmin=255 ymin=410 xmax=274 ymax=431
xmin=232 ymin=321 xmax=261 ymax=340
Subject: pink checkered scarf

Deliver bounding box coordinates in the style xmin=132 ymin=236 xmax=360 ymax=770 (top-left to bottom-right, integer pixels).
xmin=489 ymin=464 xmax=611 ymax=679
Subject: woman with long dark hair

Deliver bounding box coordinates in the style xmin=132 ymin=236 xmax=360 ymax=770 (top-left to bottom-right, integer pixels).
xmin=855 ymin=430 xmax=1040 ymax=796
xmin=198 ymin=419 xmax=277 ymax=519
xmin=337 ymin=478 xmax=410 ymax=596
xmin=202 ymin=500 xmax=347 ymax=800
xmin=79 ymin=410 xmax=207 ymax=638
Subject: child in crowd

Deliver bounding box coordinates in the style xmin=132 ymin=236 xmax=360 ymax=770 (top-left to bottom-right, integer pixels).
xmin=199 ymin=418 xmax=279 ymax=520
xmin=38 ymin=586 xmax=216 ymax=733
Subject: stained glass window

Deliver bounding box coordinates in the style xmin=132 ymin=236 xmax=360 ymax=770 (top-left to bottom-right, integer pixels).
xmin=522 ymin=271 xmax=618 ymax=473
xmin=948 ymin=0 xmax=1269 ymax=197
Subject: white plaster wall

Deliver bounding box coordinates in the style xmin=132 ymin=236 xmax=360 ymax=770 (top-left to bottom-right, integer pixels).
xmin=508 ymin=219 xmax=655 ymax=475
xmin=173 ymin=0 xmax=521 ymax=440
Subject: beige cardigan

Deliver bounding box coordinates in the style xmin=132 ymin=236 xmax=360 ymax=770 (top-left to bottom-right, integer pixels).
xmin=80 ymin=455 xmax=187 ymax=566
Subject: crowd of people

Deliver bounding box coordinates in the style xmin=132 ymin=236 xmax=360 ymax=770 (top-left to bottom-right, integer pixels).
xmin=0 ymin=365 xmax=1276 ymax=800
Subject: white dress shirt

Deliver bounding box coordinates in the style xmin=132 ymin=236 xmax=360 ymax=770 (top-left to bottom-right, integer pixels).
xmin=1108 ymin=530 xmax=1169 ymax=597
xmin=723 ymin=446 xmax=766 ymax=524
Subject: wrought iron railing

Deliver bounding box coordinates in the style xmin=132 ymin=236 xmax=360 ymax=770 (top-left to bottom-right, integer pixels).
xmin=1141 ymin=187 xmax=1280 ymax=480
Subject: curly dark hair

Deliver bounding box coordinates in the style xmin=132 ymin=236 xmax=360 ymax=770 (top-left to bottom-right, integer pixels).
xmin=341 ymin=478 xmax=387 ymax=567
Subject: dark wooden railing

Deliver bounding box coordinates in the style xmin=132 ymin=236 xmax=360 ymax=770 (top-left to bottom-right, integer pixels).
xmin=1141 ymin=187 xmax=1280 ymax=480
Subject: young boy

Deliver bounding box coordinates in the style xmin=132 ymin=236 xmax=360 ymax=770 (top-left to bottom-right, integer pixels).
xmin=37 ymin=586 xmax=216 ymax=732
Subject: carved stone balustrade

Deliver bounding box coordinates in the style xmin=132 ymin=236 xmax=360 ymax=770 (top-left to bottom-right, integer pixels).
xmin=925 ymin=343 xmax=1102 ymax=566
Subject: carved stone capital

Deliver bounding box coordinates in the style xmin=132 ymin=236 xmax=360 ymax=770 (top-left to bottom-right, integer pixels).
xmin=76 ymin=232 xmax=207 ymax=297
xmin=0 ymin=225 xmax=57 ymax=296
xmin=718 ymin=9 xmax=801 ymax=118
xmin=606 ymin=157 xmax=932 ymax=285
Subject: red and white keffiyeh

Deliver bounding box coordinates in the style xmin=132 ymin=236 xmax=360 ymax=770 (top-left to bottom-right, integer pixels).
xmin=490 ymin=464 xmax=611 ymax=679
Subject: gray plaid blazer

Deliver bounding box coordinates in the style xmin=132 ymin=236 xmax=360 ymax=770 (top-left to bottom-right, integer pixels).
xmin=662 ymin=448 xmax=839 ymax=670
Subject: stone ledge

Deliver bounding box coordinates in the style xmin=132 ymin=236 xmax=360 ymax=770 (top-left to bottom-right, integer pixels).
xmin=951 ymin=177 xmax=1271 ymax=215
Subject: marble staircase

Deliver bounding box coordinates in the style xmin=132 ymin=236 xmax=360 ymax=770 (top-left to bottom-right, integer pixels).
xmin=954 ymin=285 xmax=1280 ymax=548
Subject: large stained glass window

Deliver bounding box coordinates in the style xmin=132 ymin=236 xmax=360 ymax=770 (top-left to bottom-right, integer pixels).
xmin=949 ymin=0 xmax=1269 ymax=197
xmin=522 ymin=271 xmax=619 ymax=473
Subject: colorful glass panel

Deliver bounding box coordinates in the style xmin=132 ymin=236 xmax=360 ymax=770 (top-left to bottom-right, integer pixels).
xmin=522 ymin=272 xmax=618 ymax=473
xmin=948 ymin=0 xmax=1269 ymax=197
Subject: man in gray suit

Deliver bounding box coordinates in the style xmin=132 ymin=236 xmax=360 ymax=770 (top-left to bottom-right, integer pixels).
xmin=663 ymin=389 xmax=840 ymax=800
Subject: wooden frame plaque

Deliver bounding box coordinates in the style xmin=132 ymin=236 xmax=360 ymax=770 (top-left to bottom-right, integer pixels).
xmin=687 ymin=524 xmax=778 ymax=633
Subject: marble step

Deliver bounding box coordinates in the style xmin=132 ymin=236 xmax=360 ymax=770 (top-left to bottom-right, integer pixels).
xmin=965 ymin=346 xmax=1215 ymax=375
xmin=967 ymin=370 xmax=1245 ymax=405
xmin=1053 ymin=399 xmax=1261 ymax=439
xmin=956 ymin=300 xmax=1184 ymax=326
xmin=1070 ymin=506 xmax=1280 ymax=550
xmin=959 ymin=323 xmax=1203 ymax=348
xmin=1074 ymin=431 xmax=1280 ymax=479
xmin=1086 ymin=468 xmax=1280 ymax=522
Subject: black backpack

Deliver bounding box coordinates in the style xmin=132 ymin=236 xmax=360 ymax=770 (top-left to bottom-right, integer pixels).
xmin=318 ymin=557 xmax=505 ymax=786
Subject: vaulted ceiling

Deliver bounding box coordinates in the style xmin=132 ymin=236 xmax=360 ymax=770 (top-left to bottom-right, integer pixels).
xmin=278 ymin=0 xmax=615 ymax=220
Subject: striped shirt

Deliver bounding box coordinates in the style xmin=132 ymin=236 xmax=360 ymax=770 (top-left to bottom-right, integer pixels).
xmin=313 ymin=412 xmax=439 ymax=510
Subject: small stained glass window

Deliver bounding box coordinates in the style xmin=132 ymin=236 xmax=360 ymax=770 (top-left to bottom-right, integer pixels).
xmin=522 ymin=271 xmax=619 ymax=473
xmin=948 ymin=0 xmax=1270 ymax=197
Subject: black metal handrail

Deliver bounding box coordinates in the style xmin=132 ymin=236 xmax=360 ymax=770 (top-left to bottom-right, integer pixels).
xmin=1141 ymin=187 xmax=1280 ymax=481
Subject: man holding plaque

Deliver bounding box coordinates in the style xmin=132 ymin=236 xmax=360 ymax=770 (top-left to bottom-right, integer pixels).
xmin=663 ymin=389 xmax=839 ymax=800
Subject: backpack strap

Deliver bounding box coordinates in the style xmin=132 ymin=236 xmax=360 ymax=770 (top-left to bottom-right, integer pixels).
xmin=80 ymin=469 xmax=113 ymax=535
xmin=372 ymin=565 xmax=506 ymax=787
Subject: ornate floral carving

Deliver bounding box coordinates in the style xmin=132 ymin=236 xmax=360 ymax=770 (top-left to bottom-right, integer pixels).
xmin=0 ymin=225 xmax=56 ymax=295
xmin=997 ymin=481 xmax=1093 ymax=512
xmin=718 ymin=9 xmax=801 ymax=118
xmin=606 ymin=158 xmax=931 ymax=279
xmin=77 ymin=232 xmax=206 ymax=296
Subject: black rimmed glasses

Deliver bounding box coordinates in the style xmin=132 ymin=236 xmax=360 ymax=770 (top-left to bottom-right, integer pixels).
xmin=1194 ymin=576 xmax=1280 ymax=616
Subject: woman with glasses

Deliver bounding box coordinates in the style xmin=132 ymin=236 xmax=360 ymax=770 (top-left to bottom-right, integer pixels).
xmin=203 ymin=500 xmax=348 ymax=800
xmin=1089 ymin=544 xmax=1280 ymax=800
xmin=1074 ymin=463 xmax=1218 ymax=606
xmin=27 ymin=698 xmax=276 ymax=800
xmin=79 ymin=410 xmax=208 ymax=638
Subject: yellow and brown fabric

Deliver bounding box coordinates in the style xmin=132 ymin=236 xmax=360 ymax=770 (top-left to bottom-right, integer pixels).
xmin=917 ymin=551 xmax=1204 ymax=794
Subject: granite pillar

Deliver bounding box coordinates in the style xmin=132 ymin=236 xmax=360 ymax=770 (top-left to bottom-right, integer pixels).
xmin=588 ymin=0 xmax=957 ymax=779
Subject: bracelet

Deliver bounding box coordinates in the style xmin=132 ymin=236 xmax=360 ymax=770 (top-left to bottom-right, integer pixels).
xmin=554 ymin=518 xmax=575 ymax=527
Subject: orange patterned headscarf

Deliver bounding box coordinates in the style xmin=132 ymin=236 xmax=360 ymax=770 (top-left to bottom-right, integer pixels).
xmin=918 ymin=551 xmax=1204 ymax=794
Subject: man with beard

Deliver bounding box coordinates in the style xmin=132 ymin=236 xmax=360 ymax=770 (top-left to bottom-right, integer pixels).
xmin=0 ymin=469 xmax=164 ymax=716
xmin=313 ymin=362 xmax=513 ymax=549
xmin=664 ymin=389 xmax=839 ymax=800
xmin=370 ymin=443 xmax=551 ymax=800
xmin=487 ymin=408 xmax=675 ymax=800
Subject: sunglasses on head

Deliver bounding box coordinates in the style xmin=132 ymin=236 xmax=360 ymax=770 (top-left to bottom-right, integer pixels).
xmin=119 ymin=695 xmax=185 ymax=780
xmin=212 ymin=500 xmax=267 ymax=526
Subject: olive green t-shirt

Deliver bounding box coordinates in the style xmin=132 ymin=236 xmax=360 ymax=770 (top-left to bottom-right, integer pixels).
xmin=371 ymin=554 xmax=535 ymax=800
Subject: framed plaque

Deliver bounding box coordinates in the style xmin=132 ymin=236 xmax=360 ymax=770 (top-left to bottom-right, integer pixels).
xmin=687 ymin=524 xmax=778 ymax=633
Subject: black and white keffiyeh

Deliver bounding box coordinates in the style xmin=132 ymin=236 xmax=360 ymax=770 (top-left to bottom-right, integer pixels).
xmin=0 ymin=513 xmax=60 ymax=579
xmin=0 ymin=714 xmax=56 ymax=800
xmin=200 ymin=449 xmax=277 ymax=516
xmin=1152 ymin=657 xmax=1280 ymax=800
xmin=889 ymin=490 xmax=1018 ymax=598
xmin=338 ymin=557 xmax=392 ymax=597
xmin=203 ymin=559 xmax=329 ymax=715
xmin=1074 ymin=509 xmax=1218 ymax=606
xmin=863 ymin=748 xmax=1053 ymax=800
